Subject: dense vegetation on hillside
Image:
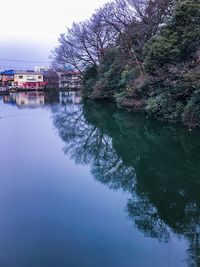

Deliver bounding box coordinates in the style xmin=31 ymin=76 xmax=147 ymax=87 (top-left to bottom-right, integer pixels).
xmin=54 ymin=0 xmax=200 ymax=127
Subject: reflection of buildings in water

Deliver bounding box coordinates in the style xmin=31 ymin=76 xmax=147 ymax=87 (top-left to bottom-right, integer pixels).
xmin=3 ymin=93 xmax=17 ymax=105
xmin=59 ymin=91 xmax=82 ymax=105
xmin=16 ymin=92 xmax=45 ymax=108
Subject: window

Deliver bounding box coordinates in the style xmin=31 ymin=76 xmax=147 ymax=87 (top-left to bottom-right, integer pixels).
xmin=27 ymin=75 xmax=34 ymax=80
xmin=38 ymin=76 xmax=42 ymax=79
xmin=19 ymin=75 xmax=23 ymax=79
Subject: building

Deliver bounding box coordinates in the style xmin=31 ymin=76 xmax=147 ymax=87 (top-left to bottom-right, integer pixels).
xmin=1 ymin=70 xmax=15 ymax=86
xmin=34 ymin=66 xmax=49 ymax=72
xmin=43 ymin=70 xmax=59 ymax=89
xmin=57 ymin=71 xmax=82 ymax=89
xmin=14 ymin=71 xmax=47 ymax=89
xmin=1 ymin=69 xmax=82 ymax=90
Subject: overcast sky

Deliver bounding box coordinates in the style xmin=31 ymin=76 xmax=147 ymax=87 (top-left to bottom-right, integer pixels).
xmin=0 ymin=0 xmax=110 ymax=70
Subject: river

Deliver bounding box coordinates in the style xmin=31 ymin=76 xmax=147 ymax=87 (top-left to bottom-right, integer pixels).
xmin=0 ymin=91 xmax=199 ymax=267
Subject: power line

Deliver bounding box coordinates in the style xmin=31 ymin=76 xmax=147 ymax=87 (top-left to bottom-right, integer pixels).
xmin=0 ymin=58 xmax=51 ymax=64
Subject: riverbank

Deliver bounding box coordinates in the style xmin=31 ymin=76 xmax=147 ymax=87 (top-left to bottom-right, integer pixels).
xmin=82 ymin=78 xmax=200 ymax=129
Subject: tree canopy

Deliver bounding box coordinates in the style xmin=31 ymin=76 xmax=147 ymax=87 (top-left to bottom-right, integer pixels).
xmin=53 ymin=0 xmax=200 ymax=128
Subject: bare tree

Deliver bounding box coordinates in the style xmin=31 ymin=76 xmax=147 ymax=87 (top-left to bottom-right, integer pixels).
xmin=53 ymin=22 xmax=98 ymax=75
xmin=98 ymin=0 xmax=145 ymax=75
xmin=53 ymin=9 xmax=117 ymax=75
xmin=128 ymin=0 xmax=176 ymax=36
xmin=52 ymin=0 xmax=176 ymax=78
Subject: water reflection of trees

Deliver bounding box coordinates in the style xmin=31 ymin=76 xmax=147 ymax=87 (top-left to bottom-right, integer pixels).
xmin=52 ymin=100 xmax=200 ymax=267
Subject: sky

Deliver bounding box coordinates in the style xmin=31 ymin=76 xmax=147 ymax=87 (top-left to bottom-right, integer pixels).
xmin=0 ymin=0 xmax=111 ymax=70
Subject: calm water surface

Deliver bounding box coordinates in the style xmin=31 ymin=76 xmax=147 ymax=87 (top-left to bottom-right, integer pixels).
xmin=0 ymin=91 xmax=200 ymax=267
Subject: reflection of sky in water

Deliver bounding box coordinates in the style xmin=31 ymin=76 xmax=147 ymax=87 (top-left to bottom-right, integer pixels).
xmin=0 ymin=94 xmax=199 ymax=267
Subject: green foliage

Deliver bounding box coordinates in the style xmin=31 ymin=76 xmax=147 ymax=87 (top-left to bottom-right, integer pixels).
xmin=84 ymin=49 xmax=136 ymax=99
xmin=145 ymin=91 xmax=184 ymax=121
xmin=144 ymin=87 xmax=200 ymax=127
xmin=114 ymin=91 xmax=129 ymax=106
xmin=81 ymin=0 xmax=200 ymax=128
xmin=182 ymin=89 xmax=200 ymax=127
xmin=94 ymin=62 xmax=123 ymax=98
xmin=144 ymin=35 xmax=180 ymax=71
xmin=144 ymin=0 xmax=200 ymax=72
xmin=119 ymin=67 xmax=136 ymax=88
xmin=83 ymin=65 xmax=98 ymax=96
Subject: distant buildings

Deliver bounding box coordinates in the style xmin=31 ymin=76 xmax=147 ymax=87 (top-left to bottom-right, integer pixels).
xmin=1 ymin=70 xmax=15 ymax=86
xmin=0 ymin=70 xmax=44 ymax=88
xmin=0 ymin=69 xmax=82 ymax=90
xmin=34 ymin=66 xmax=49 ymax=72
xmin=57 ymin=71 xmax=82 ymax=89
xmin=43 ymin=70 xmax=59 ymax=89
xmin=14 ymin=71 xmax=46 ymax=89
